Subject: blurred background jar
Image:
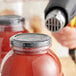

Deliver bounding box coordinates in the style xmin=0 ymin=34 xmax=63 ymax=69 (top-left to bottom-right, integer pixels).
xmin=0 ymin=15 xmax=28 ymax=66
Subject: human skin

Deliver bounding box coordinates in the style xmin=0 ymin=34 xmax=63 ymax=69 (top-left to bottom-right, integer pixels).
xmin=52 ymin=26 xmax=76 ymax=49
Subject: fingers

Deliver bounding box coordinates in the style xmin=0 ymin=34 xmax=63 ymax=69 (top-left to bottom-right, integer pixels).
xmin=52 ymin=26 xmax=76 ymax=49
xmin=61 ymin=40 xmax=76 ymax=49
xmin=59 ymin=26 xmax=76 ymax=37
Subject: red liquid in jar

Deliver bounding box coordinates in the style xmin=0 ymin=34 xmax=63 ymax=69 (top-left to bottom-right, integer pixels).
xmin=1 ymin=49 xmax=63 ymax=76
xmin=0 ymin=25 xmax=28 ymax=62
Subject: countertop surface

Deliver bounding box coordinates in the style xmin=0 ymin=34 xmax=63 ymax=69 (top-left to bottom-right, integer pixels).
xmin=60 ymin=57 xmax=76 ymax=76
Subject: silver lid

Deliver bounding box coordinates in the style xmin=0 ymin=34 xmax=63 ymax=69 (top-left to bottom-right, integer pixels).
xmin=10 ymin=33 xmax=51 ymax=48
xmin=0 ymin=15 xmax=25 ymax=25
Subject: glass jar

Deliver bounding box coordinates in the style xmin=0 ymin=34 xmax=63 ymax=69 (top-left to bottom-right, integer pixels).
xmin=1 ymin=33 xmax=63 ymax=76
xmin=0 ymin=15 xmax=28 ymax=64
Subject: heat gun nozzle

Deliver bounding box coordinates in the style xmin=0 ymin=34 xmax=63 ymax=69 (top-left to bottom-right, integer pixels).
xmin=45 ymin=10 xmax=66 ymax=32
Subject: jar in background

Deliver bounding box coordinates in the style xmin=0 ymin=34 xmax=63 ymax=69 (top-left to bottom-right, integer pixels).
xmin=0 ymin=15 xmax=28 ymax=65
xmin=1 ymin=33 xmax=63 ymax=76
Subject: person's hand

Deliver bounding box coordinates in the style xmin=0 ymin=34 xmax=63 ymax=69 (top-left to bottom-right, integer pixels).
xmin=52 ymin=26 xmax=76 ymax=49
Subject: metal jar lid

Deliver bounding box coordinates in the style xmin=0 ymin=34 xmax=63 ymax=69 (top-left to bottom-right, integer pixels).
xmin=0 ymin=15 xmax=25 ymax=25
xmin=10 ymin=33 xmax=51 ymax=48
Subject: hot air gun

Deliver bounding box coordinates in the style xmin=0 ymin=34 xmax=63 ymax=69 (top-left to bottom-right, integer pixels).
xmin=45 ymin=0 xmax=76 ymax=62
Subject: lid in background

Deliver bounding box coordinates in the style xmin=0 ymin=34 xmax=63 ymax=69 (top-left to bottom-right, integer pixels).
xmin=10 ymin=33 xmax=51 ymax=48
xmin=0 ymin=15 xmax=25 ymax=25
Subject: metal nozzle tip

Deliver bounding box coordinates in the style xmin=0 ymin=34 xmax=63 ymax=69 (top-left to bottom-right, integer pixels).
xmin=45 ymin=10 xmax=66 ymax=32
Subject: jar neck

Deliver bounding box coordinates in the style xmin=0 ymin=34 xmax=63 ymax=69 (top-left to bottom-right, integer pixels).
xmin=12 ymin=45 xmax=50 ymax=55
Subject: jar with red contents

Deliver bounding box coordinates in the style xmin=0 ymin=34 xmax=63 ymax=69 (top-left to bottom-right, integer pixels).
xmin=1 ymin=33 xmax=63 ymax=76
xmin=0 ymin=15 xmax=28 ymax=65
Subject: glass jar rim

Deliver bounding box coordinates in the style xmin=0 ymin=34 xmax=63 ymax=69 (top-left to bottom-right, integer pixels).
xmin=10 ymin=33 xmax=52 ymax=48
